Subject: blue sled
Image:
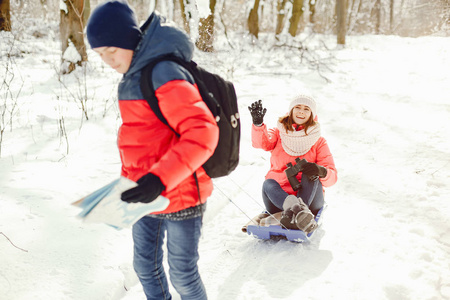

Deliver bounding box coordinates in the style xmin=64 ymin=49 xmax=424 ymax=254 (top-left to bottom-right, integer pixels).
xmin=246 ymin=206 xmax=325 ymax=243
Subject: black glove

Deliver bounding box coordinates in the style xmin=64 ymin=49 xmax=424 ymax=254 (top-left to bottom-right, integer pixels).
xmin=248 ymin=100 xmax=267 ymax=126
xmin=302 ymin=162 xmax=328 ymax=178
xmin=121 ymin=173 xmax=166 ymax=203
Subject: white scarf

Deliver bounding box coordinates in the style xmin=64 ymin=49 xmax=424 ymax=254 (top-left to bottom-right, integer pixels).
xmin=277 ymin=121 xmax=321 ymax=156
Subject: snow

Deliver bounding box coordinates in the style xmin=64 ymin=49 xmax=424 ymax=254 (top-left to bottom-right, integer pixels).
xmin=1 ymin=29 xmax=450 ymax=300
xmin=62 ymin=40 xmax=82 ymax=64
xmin=60 ymin=0 xmax=68 ymax=14
xmin=196 ymin=0 xmax=212 ymax=18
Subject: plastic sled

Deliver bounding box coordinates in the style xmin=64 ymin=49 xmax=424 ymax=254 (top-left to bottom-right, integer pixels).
xmin=245 ymin=206 xmax=325 ymax=243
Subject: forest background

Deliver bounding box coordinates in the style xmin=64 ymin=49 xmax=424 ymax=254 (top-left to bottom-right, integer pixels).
xmin=1 ymin=0 xmax=449 ymax=76
xmin=0 ymin=0 xmax=449 ymax=148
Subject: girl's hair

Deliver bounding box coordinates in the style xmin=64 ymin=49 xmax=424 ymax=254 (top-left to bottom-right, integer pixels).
xmin=278 ymin=108 xmax=316 ymax=134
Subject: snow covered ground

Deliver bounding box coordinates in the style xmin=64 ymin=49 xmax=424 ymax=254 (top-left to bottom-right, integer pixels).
xmin=1 ymin=29 xmax=449 ymax=300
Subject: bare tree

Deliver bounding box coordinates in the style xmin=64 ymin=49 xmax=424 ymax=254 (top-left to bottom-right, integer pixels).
xmin=372 ymin=0 xmax=381 ymax=34
xmin=371 ymin=0 xmax=382 ymax=34
xmin=178 ymin=0 xmax=191 ymax=34
xmin=309 ymin=0 xmax=316 ymax=23
xmin=0 ymin=0 xmax=11 ymax=31
xmin=390 ymin=0 xmax=394 ymax=32
xmin=288 ymin=0 xmax=304 ymax=36
xmin=275 ymin=0 xmax=288 ymax=35
xmin=83 ymin=0 xmax=90 ymax=26
xmin=196 ymin=0 xmax=216 ymax=52
xmin=60 ymin=0 xmax=88 ymax=74
xmin=336 ymin=0 xmax=347 ymax=44
xmin=1 ymin=34 xmax=23 ymax=157
xmin=440 ymin=0 xmax=450 ymax=32
xmin=248 ymin=0 xmax=260 ymax=38
xmin=347 ymin=0 xmax=356 ymax=30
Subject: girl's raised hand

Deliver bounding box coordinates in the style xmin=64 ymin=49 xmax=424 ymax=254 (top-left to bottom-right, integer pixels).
xmin=248 ymin=100 xmax=267 ymax=126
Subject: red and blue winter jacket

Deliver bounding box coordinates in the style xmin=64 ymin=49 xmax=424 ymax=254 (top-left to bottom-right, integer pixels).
xmin=117 ymin=12 xmax=219 ymax=214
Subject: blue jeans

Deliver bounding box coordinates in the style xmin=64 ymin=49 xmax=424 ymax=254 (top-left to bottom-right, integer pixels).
xmin=262 ymin=174 xmax=324 ymax=215
xmin=132 ymin=215 xmax=207 ymax=300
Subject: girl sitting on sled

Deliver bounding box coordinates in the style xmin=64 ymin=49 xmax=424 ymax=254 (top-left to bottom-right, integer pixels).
xmin=248 ymin=94 xmax=337 ymax=233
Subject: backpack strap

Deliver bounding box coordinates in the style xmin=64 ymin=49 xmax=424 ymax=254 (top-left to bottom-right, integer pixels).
xmin=140 ymin=55 xmax=204 ymax=206
xmin=140 ymin=56 xmax=180 ymax=130
xmin=141 ymin=55 xmax=222 ymax=124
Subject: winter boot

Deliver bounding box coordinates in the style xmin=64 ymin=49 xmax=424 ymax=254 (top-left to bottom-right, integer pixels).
xmin=280 ymin=195 xmax=317 ymax=233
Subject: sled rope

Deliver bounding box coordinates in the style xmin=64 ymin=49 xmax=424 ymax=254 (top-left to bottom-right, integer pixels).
xmin=228 ymin=177 xmax=291 ymax=230
xmin=212 ymin=182 xmax=255 ymax=223
xmin=214 ymin=178 xmax=290 ymax=230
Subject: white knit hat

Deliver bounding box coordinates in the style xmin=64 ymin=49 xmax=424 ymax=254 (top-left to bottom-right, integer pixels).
xmin=288 ymin=94 xmax=317 ymax=118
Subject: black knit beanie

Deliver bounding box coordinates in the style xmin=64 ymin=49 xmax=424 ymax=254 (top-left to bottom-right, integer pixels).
xmin=86 ymin=0 xmax=141 ymax=50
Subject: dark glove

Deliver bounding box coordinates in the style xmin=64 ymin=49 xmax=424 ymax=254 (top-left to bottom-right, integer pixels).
xmin=302 ymin=162 xmax=328 ymax=178
xmin=248 ymin=100 xmax=267 ymax=126
xmin=121 ymin=173 xmax=166 ymax=203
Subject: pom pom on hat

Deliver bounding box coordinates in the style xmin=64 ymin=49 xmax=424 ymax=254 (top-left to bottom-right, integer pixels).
xmin=86 ymin=0 xmax=141 ymax=50
xmin=288 ymin=94 xmax=317 ymax=118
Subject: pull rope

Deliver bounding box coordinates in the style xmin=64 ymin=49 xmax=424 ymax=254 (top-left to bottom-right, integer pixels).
xmin=213 ymin=177 xmax=290 ymax=230
xmin=211 ymin=181 xmax=256 ymax=223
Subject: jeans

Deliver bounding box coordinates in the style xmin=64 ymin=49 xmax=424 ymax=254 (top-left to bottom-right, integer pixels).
xmin=132 ymin=215 xmax=207 ymax=300
xmin=262 ymin=174 xmax=324 ymax=215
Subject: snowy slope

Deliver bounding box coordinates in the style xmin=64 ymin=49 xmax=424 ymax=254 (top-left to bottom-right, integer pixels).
xmin=1 ymin=31 xmax=449 ymax=300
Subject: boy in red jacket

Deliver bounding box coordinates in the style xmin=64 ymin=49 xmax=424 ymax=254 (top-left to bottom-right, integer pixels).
xmin=86 ymin=1 xmax=219 ymax=299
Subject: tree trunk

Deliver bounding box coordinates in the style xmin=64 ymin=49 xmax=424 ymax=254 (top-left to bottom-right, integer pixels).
xmin=275 ymin=0 xmax=288 ymax=35
xmin=196 ymin=0 xmax=216 ymax=52
xmin=0 ymin=0 xmax=11 ymax=31
xmin=308 ymin=0 xmax=316 ymax=24
xmin=371 ymin=0 xmax=381 ymax=34
xmin=389 ymin=0 xmax=394 ymax=33
xmin=60 ymin=0 xmax=88 ymax=74
xmin=248 ymin=0 xmax=260 ymax=39
xmin=178 ymin=0 xmax=191 ymax=34
xmin=441 ymin=0 xmax=450 ymax=32
xmin=347 ymin=0 xmax=356 ymax=29
xmin=288 ymin=0 xmax=304 ymax=37
xmin=83 ymin=0 xmax=90 ymax=28
xmin=336 ymin=0 xmax=346 ymax=44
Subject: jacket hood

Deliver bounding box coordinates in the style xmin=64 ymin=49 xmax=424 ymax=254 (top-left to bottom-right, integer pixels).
xmin=125 ymin=11 xmax=194 ymax=77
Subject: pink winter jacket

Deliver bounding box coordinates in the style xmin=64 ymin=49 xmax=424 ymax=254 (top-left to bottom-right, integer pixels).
xmin=252 ymin=124 xmax=337 ymax=195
